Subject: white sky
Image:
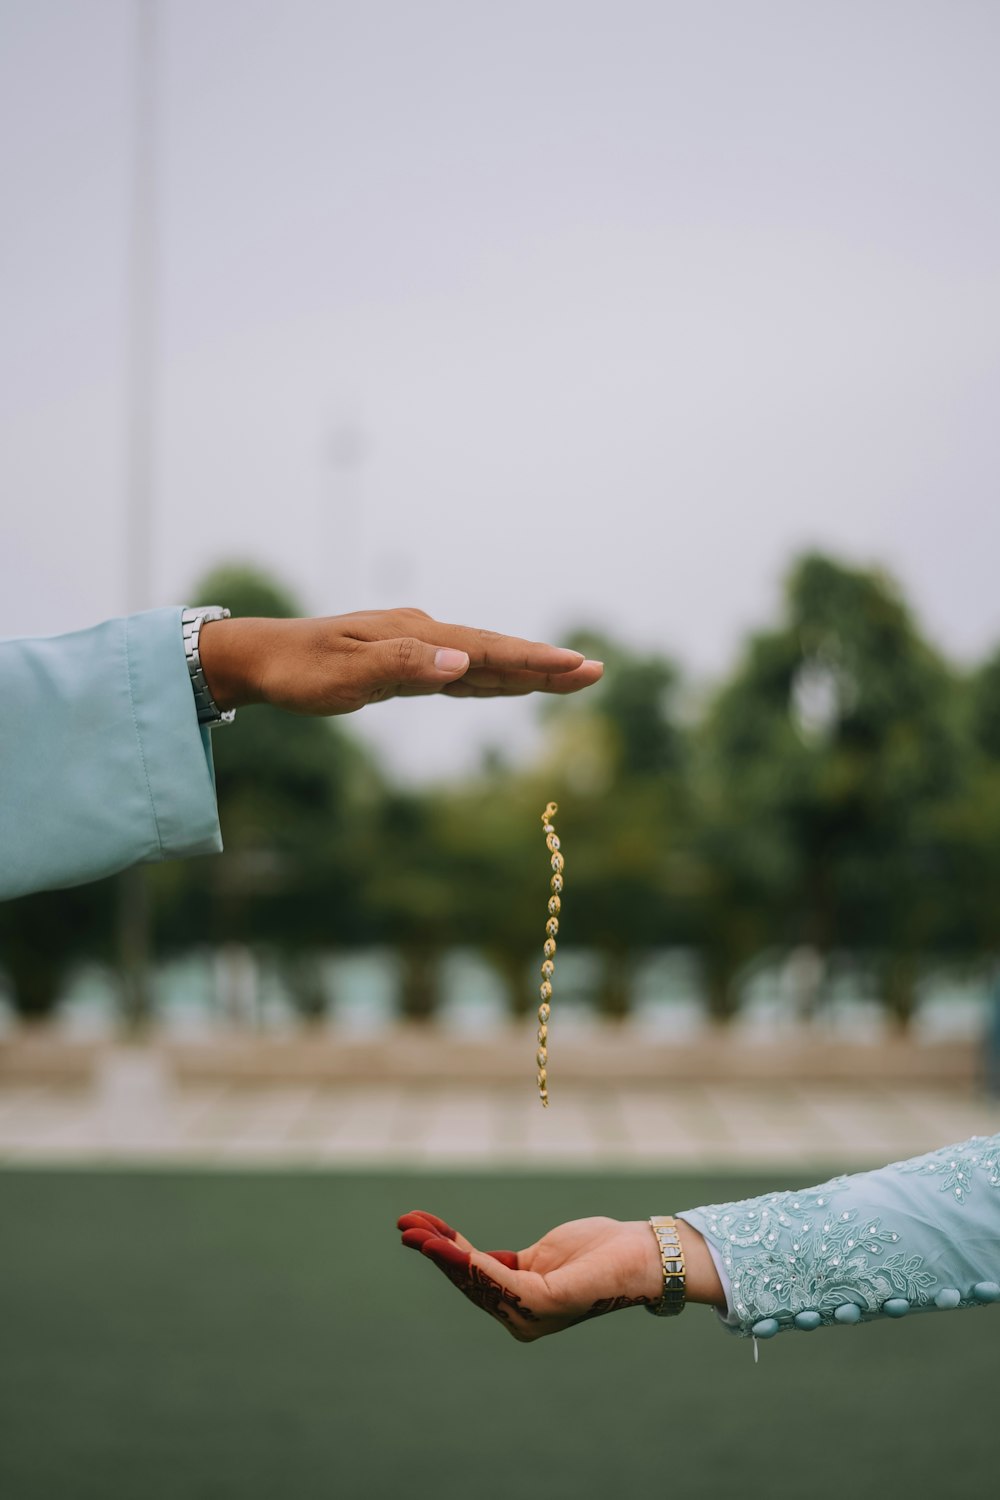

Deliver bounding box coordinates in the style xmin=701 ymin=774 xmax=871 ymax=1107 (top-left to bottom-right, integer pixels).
xmin=2 ymin=0 xmax=999 ymax=779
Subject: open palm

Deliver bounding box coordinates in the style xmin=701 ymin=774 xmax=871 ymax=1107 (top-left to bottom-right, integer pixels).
xmin=398 ymin=1210 xmax=658 ymax=1342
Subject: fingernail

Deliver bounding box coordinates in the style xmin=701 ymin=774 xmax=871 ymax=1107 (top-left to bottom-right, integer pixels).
xmin=435 ymin=648 xmax=469 ymax=674
xmin=583 ymin=659 xmax=604 ymax=670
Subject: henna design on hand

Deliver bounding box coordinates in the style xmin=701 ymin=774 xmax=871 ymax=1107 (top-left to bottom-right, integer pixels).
xmin=455 ymin=1262 xmax=540 ymax=1326
xmin=397 ymin=1211 xmax=537 ymax=1335
xmin=577 ymin=1294 xmax=652 ymax=1322
xmin=423 ymin=1240 xmax=539 ymax=1326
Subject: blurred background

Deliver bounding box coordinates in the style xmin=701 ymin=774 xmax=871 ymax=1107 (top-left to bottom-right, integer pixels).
xmin=2 ymin=3 xmax=1000 ymax=1498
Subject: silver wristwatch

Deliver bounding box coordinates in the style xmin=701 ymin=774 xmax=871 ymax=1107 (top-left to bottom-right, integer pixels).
xmin=181 ymin=606 xmax=236 ymax=727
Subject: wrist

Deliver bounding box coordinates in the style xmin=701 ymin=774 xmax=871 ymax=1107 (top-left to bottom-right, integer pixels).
xmin=198 ymin=616 xmax=275 ymax=711
xmin=675 ymin=1220 xmax=726 ymax=1311
xmin=630 ymin=1219 xmax=725 ymax=1311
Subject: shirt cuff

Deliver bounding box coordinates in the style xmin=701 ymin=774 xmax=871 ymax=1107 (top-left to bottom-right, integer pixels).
xmin=126 ymin=606 xmax=223 ymax=863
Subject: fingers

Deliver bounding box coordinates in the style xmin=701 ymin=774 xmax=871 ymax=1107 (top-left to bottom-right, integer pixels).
xmin=398 ymin=1213 xmax=519 ymax=1269
xmin=351 ymin=638 xmax=603 ymax=705
xmin=349 ymin=610 xmax=591 ymax=677
xmin=420 ymin=1235 xmax=470 ymax=1273
xmin=440 ymin=659 xmax=604 ymax=698
xmin=397 ymin=1210 xmax=458 ymax=1240
xmin=361 ymin=637 xmax=471 ymax=699
xmin=397 ymin=1211 xmax=538 ymax=1340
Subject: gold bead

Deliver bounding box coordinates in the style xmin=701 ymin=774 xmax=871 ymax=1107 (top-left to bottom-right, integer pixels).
xmin=539 ymin=980 xmax=552 ymax=1001
xmin=541 ymin=959 xmax=554 ymax=977
xmin=546 ymin=917 xmax=559 ymax=937
xmin=543 ymin=938 xmax=556 ymax=959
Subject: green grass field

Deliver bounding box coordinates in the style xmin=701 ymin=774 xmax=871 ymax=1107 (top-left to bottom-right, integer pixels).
xmin=0 ymin=1167 xmax=995 ymax=1500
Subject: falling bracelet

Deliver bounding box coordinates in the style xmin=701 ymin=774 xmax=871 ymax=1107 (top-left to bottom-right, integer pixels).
xmin=537 ymin=801 xmax=563 ymax=1107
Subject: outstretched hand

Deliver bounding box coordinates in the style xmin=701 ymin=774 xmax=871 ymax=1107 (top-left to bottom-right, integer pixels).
xmin=199 ymin=607 xmax=604 ymax=717
xmin=398 ymin=1210 xmax=670 ymax=1343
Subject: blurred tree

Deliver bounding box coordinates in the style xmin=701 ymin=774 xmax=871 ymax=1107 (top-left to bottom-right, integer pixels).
xmin=0 ymin=879 xmax=115 ymax=1021
xmin=971 ymin=647 xmax=1000 ymax=763
xmin=694 ymin=553 xmax=962 ymax=1024
xmin=524 ymin=631 xmax=697 ymax=1017
xmin=931 ymin=646 xmax=1000 ymax=961
xmin=8 ymin=552 xmax=999 ymax=1038
xmin=151 ymin=564 xmax=386 ymax=1016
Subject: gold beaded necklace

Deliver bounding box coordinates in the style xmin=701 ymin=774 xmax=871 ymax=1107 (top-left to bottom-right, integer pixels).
xmin=537 ymin=801 xmax=563 ymax=1107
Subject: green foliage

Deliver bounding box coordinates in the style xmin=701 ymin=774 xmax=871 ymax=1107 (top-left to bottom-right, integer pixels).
xmin=0 ymin=879 xmax=115 ymax=1019
xmin=152 ymin=565 xmax=387 ymax=996
xmin=7 ymin=551 xmax=1000 ymax=1027
xmin=692 ymin=554 xmax=966 ymax=1020
xmin=970 ymin=647 xmax=1000 ymax=761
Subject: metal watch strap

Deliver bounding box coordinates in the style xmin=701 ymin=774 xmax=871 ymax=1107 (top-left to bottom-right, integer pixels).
xmin=646 ymin=1216 xmax=687 ymax=1317
xmin=181 ymin=606 xmax=236 ymax=727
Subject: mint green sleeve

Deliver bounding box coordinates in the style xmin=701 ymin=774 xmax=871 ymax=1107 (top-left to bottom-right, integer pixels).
xmin=677 ymin=1133 xmax=1000 ymax=1339
xmin=0 ymin=608 xmax=223 ymax=900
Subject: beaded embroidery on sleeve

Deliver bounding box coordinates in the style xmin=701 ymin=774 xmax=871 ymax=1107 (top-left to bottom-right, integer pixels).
xmin=536 ymin=801 xmax=563 ymax=1107
xmin=678 ymin=1134 xmax=1000 ymax=1339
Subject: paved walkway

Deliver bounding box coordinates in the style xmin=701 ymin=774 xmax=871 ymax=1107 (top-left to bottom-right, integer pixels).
xmin=1 ymin=1049 xmax=998 ymax=1169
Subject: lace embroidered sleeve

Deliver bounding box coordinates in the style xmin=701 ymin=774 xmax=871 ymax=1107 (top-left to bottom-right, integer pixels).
xmin=677 ymin=1133 xmax=1000 ymax=1340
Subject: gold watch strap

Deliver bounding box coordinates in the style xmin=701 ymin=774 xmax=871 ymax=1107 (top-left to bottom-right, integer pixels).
xmin=646 ymin=1216 xmax=686 ymax=1317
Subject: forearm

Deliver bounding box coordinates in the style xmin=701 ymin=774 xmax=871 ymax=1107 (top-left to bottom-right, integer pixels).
xmin=676 ymin=1133 xmax=1000 ymax=1339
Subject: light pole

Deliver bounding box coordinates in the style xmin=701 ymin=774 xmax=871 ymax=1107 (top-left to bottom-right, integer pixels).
xmin=119 ymin=0 xmax=158 ymax=1029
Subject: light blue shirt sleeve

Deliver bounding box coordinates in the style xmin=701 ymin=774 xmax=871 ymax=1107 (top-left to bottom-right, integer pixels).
xmin=0 ymin=607 xmax=223 ymax=900
xmin=677 ymin=1133 xmax=1000 ymax=1339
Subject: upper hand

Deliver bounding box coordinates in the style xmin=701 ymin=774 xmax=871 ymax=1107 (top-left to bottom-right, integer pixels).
xmin=199 ymin=607 xmax=604 ymax=717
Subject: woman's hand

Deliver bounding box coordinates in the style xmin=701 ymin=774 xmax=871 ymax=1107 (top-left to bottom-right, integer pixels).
xmin=199 ymin=608 xmax=603 ymax=716
xmin=397 ymin=1209 xmax=724 ymax=1343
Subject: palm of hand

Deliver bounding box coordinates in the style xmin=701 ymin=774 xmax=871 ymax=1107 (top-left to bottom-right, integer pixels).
xmin=398 ymin=1211 xmax=654 ymax=1342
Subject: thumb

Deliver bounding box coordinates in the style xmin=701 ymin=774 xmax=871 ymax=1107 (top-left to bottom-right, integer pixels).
xmin=367 ymin=637 xmax=470 ymax=691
